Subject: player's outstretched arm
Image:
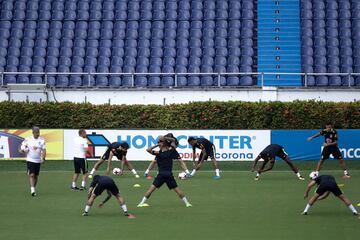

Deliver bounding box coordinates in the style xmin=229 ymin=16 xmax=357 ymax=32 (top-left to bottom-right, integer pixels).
xmin=179 ymin=159 xmax=190 ymax=173
xmin=192 ymin=149 xmax=197 ymax=168
xmin=307 ymin=132 xmax=321 ymax=141
xmin=304 ymin=180 xmax=316 ymax=198
xmin=106 ymin=151 xmax=114 ymax=174
xmin=41 ymin=149 xmax=46 ymax=163
xmin=251 ymin=155 xmax=261 ymax=171
xmin=98 ymin=190 xmax=112 ymax=208
xmin=120 ymin=156 xmax=126 ymax=172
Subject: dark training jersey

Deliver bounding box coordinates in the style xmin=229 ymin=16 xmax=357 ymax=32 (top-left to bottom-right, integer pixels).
xmin=102 ymin=142 xmax=127 ymax=160
xmin=193 ymin=138 xmax=214 ymax=152
xmin=260 ymin=144 xmax=287 ymax=159
xmin=151 ymin=148 xmax=181 ymax=175
xmin=315 ymin=175 xmax=337 ymax=186
xmin=320 ymin=128 xmax=338 ymax=146
xmin=90 ymin=175 xmax=119 ymax=196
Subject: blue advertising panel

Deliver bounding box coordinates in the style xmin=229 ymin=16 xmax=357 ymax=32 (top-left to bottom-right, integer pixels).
xmin=271 ymin=130 xmax=360 ymax=160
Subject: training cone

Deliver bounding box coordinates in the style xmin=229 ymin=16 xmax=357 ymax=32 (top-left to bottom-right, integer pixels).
xmin=357 ymin=203 xmax=360 ymax=207
xmin=337 ymin=184 xmax=345 ymax=187
xmin=133 ymin=184 xmax=141 ymax=188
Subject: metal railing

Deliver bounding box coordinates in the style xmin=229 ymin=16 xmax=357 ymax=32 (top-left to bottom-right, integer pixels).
xmin=0 ymin=71 xmax=359 ymax=88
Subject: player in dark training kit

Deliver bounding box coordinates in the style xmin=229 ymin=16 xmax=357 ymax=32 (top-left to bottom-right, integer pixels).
xmin=144 ymin=133 xmax=180 ymax=178
xmin=82 ymin=175 xmax=135 ymax=218
xmin=251 ymin=144 xmax=305 ymax=181
xmin=88 ymin=142 xmax=139 ymax=178
xmin=307 ymin=123 xmax=350 ymax=178
xmin=137 ymin=136 xmax=192 ymax=208
xmin=302 ymin=172 xmax=358 ymax=216
xmin=188 ymin=137 xmax=221 ymax=179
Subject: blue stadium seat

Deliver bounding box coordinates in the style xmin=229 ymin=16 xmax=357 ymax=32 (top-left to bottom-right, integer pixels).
xmin=30 ymin=75 xmax=43 ymax=84
xmin=109 ymin=76 xmax=122 ymax=87
xmin=8 ymin=47 xmax=20 ymax=57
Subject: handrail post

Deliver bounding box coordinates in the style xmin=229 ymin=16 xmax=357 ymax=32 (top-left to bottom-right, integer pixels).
xmin=1 ymin=71 xmax=3 ymax=87
xmin=218 ymin=73 xmax=221 ymax=87
xmin=304 ymin=73 xmax=307 ymax=87
xmin=44 ymin=72 xmax=48 ymax=86
xmin=348 ymin=73 xmax=351 ymax=87
xmin=261 ymin=72 xmax=264 ymax=87
xmin=131 ymin=73 xmax=134 ymax=87
xmin=88 ymin=72 xmax=91 ymax=87
xmin=174 ymin=73 xmax=178 ymax=87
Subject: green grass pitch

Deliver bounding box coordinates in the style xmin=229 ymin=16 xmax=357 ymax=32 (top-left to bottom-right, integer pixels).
xmin=0 ymin=160 xmax=359 ymax=240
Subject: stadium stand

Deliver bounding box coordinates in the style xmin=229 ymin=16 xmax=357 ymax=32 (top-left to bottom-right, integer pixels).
xmin=301 ymin=0 xmax=360 ymax=86
xmin=0 ymin=0 xmax=359 ymax=88
xmin=0 ymin=0 xmax=257 ymax=87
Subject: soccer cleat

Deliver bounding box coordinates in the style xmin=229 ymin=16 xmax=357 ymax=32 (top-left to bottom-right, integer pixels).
xmin=186 ymin=203 xmax=193 ymax=208
xmin=31 ymin=192 xmax=37 ymax=197
xmin=135 ymin=174 xmax=140 ymax=178
xmin=79 ymin=186 xmax=86 ymax=191
xmin=254 ymin=176 xmax=259 ymax=181
xmin=342 ymin=175 xmax=351 ymax=179
xmin=124 ymin=212 xmax=136 ymax=219
xmin=298 ymin=176 xmax=305 ymax=181
xmin=301 ymin=212 xmax=308 ymax=215
xmin=213 ymin=176 xmax=221 ymax=180
xmin=82 ymin=212 xmax=88 ymax=216
xmin=144 ymin=172 xmax=148 ymax=177
xmin=88 ymin=174 xmax=93 ymax=179
xmin=137 ymin=203 xmax=150 ymax=208
xmin=71 ymin=186 xmax=79 ymax=190
xmin=353 ymin=212 xmax=359 ymax=216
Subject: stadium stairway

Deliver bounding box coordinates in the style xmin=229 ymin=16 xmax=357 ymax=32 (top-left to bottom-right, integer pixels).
xmin=257 ymin=0 xmax=302 ymax=86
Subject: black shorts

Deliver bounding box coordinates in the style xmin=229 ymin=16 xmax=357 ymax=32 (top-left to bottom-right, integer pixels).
xmin=73 ymin=157 xmax=88 ymax=174
xmin=198 ymin=145 xmax=216 ymax=163
xmin=27 ymin=161 xmax=41 ymax=176
xmin=93 ymin=182 xmax=119 ymax=196
xmin=321 ymin=146 xmax=342 ymax=160
xmin=101 ymin=149 xmax=122 ymax=160
xmin=316 ymin=183 xmax=343 ymax=197
xmin=153 ymin=173 xmax=178 ymax=190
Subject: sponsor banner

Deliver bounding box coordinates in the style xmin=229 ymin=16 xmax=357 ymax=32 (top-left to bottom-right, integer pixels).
xmin=64 ymin=130 xmax=271 ymax=161
xmin=271 ymin=130 xmax=360 ymax=160
xmin=0 ymin=129 xmax=64 ymax=160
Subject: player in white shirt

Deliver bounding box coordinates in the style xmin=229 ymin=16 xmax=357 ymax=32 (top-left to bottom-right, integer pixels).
xmin=71 ymin=129 xmax=90 ymax=190
xmin=20 ymin=126 xmax=46 ymax=196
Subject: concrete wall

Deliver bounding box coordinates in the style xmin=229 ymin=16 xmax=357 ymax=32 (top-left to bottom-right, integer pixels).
xmin=0 ymin=87 xmax=359 ymax=105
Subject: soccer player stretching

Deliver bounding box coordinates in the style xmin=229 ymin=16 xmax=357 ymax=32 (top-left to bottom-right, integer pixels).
xmin=88 ymin=141 xmax=139 ymax=178
xmin=251 ymin=144 xmax=304 ymax=181
xmin=307 ymin=123 xmax=350 ymax=178
xmin=187 ymin=137 xmax=221 ymax=179
xmin=20 ymin=126 xmax=46 ymax=196
xmin=302 ymin=172 xmax=358 ymax=216
xmin=82 ymin=175 xmax=135 ymax=218
xmin=137 ymin=136 xmax=192 ymax=208
xmin=144 ymin=133 xmax=179 ymax=177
